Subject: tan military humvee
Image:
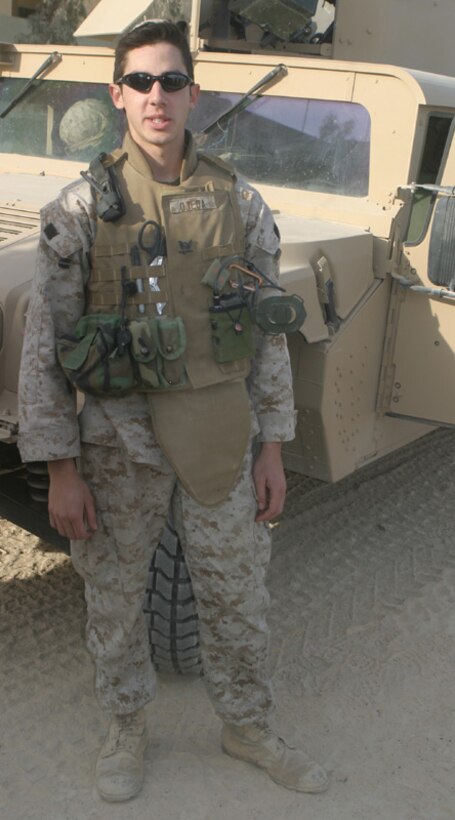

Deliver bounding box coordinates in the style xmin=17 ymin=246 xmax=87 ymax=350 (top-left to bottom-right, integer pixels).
xmin=1 ymin=0 xmax=455 ymax=668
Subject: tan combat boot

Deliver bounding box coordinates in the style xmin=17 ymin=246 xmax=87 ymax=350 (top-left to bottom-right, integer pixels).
xmin=221 ymin=723 xmax=329 ymax=793
xmin=95 ymin=709 xmax=148 ymax=802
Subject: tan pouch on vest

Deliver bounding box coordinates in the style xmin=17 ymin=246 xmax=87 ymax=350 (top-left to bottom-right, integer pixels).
xmin=147 ymin=380 xmax=251 ymax=506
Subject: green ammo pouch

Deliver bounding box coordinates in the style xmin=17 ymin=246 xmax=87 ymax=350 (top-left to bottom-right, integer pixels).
xmin=56 ymin=313 xmax=137 ymax=396
xmin=155 ymin=316 xmax=187 ymax=387
xmin=129 ymin=318 xmax=160 ymax=389
xmin=209 ymin=295 xmax=255 ymax=363
xmin=129 ymin=315 xmax=187 ymax=389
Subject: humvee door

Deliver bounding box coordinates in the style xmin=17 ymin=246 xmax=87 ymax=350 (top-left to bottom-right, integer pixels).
xmin=379 ymin=115 xmax=455 ymax=427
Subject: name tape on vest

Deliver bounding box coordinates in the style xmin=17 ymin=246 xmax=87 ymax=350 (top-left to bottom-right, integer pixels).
xmin=170 ymin=195 xmax=217 ymax=213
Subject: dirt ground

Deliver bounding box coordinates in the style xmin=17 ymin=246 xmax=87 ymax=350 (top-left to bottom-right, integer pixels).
xmin=2 ymin=427 xmax=455 ymax=820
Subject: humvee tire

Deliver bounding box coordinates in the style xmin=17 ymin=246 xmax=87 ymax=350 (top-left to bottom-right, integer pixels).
xmin=144 ymin=518 xmax=202 ymax=676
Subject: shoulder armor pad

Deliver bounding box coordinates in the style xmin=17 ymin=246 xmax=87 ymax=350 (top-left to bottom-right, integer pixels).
xmin=96 ymin=147 xmax=125 ymax=169
xmin=198 ymin=151 xmax=237 ymax=180
xmin=80 ymin=150 xmax=127 ymax=223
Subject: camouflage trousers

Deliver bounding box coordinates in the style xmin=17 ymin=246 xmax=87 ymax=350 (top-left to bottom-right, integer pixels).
xmin=71 ymin=441 xmax=274 ymax=725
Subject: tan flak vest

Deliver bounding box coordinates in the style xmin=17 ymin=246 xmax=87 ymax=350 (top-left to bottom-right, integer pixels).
xmin=86 ymin=133 xmax=252 ymax=506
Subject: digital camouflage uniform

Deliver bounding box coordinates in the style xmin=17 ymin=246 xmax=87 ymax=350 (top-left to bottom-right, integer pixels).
xmin=18 ymin=142 xmax=295 ymax=724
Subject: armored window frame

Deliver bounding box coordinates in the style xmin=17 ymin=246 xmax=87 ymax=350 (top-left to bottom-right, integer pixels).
xmin=405 ymin=113 xmax=454 ymax=246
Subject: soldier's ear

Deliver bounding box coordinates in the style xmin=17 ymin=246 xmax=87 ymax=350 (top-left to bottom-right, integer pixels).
xmin=109 ymin=83 xmax=125 ymax=111
xmin=189 ymin=83 xmax=200 ymax=110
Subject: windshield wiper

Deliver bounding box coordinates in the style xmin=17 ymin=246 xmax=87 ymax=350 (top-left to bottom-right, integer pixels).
xmin=198 ymin=63 xmax=287 ymax=137
xmin=0 ymin=51 xmax=62 ymax=119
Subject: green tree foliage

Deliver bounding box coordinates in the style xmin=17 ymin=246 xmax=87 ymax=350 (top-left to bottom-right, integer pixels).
xmin=20 ymin=0 xmax=87 ymax=44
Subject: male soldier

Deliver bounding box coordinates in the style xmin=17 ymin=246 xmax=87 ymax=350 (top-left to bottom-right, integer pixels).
xmin=18 ymin=20 xmax=328 ymax=803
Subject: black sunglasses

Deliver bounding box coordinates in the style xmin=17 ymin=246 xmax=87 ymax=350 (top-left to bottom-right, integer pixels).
xmin=116 ymin=71 xmax=193 ymax=93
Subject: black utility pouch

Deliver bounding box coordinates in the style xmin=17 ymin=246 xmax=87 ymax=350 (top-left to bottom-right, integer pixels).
xmin=209 ymin=295 xmax=255 ymax=364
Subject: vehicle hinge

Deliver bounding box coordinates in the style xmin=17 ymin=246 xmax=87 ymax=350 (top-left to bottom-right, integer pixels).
xmin=376 ymin=280 xmax=406 ymax=414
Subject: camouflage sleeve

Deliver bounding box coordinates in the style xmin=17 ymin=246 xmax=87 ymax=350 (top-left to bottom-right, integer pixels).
xmin=18 ymin=179 xmax=96 ymax=463
xmin=235 ymin=179 xmax=296 ymax=443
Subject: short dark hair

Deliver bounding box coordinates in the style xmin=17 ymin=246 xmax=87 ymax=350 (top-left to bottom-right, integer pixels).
xmin=114 ymin=20 xmax=194 ymax=82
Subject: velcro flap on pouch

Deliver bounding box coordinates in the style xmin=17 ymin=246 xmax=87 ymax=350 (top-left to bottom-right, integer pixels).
xmin=129 ymin=319 xmax=158 ymax=363
xmin=155 ymin=317 xmax=186 ymax=361
xmin=58 ymin=329 xmax=98 ymax=371
xmin=201 ymin=255 xmax=242 ymax=292
xmin=57 ymin=314 xmax=121 ymax=370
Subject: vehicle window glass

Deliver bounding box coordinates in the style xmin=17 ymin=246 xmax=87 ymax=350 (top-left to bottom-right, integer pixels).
xmin=428 ymin=195 xmax=455 ymax=288
xmin=0 ymin=78 xmax=125 ymax=161
xmin=406 ymin=114 xmax=453 ymax=244
xmin=190 ymin=92 xmax=371 ymax=195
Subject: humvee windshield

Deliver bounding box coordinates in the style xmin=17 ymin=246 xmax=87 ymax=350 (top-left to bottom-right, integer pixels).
xmin=190 ymin=92 xmax=370 ymax=195
xmin=0 ymin=78 xmax=370 ymax=195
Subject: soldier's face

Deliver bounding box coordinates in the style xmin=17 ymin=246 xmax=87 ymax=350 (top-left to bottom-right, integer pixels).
xmin=110 ymin=42 xmax=199 ymax=158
